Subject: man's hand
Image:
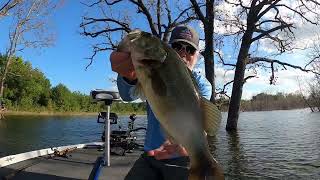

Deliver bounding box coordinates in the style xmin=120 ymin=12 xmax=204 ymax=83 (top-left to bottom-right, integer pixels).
xmin=147 ymin=140 xmax=188 ymax=160
xmin=110 ymin=51 xmax=137 ymax=81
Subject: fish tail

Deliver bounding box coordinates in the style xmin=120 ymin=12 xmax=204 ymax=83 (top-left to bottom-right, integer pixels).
xmin=189 ymin=157 xmax=224 ymax=180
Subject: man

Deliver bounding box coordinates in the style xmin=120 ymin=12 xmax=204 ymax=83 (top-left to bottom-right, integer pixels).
xmin=110 ymin=25 xmax=212 ymax=180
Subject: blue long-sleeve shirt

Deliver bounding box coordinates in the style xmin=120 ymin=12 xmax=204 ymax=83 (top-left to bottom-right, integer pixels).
xmin=117 ymin=71 xmax=212 ymax=152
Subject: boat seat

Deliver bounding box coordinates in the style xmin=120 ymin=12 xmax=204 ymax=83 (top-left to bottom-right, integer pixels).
xmin=91 ymin=90 xmax=120 ymax=105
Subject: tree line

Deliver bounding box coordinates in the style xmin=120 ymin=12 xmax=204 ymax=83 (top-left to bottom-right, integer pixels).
xmin=218 ymin=93 xmax=308 ymax=112
xmin=0 ymin=55 xmax=146 ymax=114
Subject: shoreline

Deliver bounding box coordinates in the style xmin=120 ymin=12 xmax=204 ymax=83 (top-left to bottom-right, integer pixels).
xmin=3 ymin=110 xmax=96 ymax=116
xmin=2 ymin=110 xmax=146 ymax=116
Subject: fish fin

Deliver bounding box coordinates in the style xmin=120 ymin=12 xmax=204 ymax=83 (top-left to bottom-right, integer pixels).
xmin=200 ymin=97 xmax=222 ymax=136
xmin=189 ymin=157 xmax=225 ymax=180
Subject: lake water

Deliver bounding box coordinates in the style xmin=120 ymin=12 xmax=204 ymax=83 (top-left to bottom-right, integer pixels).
xmin=0 ymin=109 xmax=319 ymax=179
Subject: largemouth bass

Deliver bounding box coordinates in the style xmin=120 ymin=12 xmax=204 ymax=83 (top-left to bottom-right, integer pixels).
xmin=117 ymin=30 xmax=224 ymax=180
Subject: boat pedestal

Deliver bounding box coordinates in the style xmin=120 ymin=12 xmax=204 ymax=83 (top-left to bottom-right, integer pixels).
xmin=91 ymin=90 xmax=120 ymax=167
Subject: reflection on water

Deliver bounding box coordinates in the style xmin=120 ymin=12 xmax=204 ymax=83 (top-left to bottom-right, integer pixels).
xmin=225 ymin=131 xmax=247 ymax=179
xmin=0 ymin=109 xmax=319 ymax=179
xmin=0 ymin=115 xmax=147 ymax=157
xmin=213 ymin=109 xmax=320 ymax=179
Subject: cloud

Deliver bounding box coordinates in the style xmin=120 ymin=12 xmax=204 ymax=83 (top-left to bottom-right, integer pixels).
xmin=199 ymin=40 xmax=205 ymax=51
xmin=214 ymin=1 xmax=320 ymax=54
xmin=215 ymin=66 xmax=315 ymax=99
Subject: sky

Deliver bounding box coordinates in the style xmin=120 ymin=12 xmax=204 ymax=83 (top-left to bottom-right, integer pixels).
xmin=0 ymin=1 xmax=318 ymax=100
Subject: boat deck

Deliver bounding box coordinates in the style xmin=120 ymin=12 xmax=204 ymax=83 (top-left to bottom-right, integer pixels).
xmin=0 ymin=148 xmax=142 ymax=180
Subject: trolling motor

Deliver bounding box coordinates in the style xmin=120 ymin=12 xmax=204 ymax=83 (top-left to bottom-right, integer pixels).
xmin=89 ymin=90 xmax=147 ymax=180
xmin=108 ymin=113 xmax=139 ymax=156
xmin=98 ymin=112 xmax=144 ymax=156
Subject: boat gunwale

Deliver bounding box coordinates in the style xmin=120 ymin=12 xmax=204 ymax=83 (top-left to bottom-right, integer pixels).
xmin=0 ymin=142 xmax=104 ymax=168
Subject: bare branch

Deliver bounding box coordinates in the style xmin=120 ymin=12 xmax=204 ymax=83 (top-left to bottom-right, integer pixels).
xmin=216 ymin=80 xmax=233 ymax=96
xmin=80 ymin=0 xmax=101 ymax=7
xmin=172 ymin=5 xmax=197 ymax=25
xmin=190 ymin=0 xmax=206 ymax=23
xmin=244 ymin=75 xmax=256 ymax=82
xmin=214 ymin=50 xmax=236 ymax=67
xmin=129 ymin=0 xmax=158 ymax=36
xmin=276 ymin=3 xmax=318 ymax=25
xmin=251 ymin=23 xmax=293 ymax=43
xmin=164 ymin=0 xmax=171 ymax=25
xmin=80 ymin=17 xmax=131 ymax=38
xmin=157 ymin=0 xmax=161 ymax=38
xmin=104 ymin=0 xmax=122 ymax=5
xmin=304 ymin=56 xmax=320 ymax=69
xmin=249 ymin=57 xmax=320 ymax=75
xmin=85 ymin=45 xmax=113 ymax=70
xmin=257 ymin=0 xmax=281 ymax=20
xmin=0 ymin=0 xmax=21 ymax=17
xmin=225 ymin=0 xmax=250 ymax=9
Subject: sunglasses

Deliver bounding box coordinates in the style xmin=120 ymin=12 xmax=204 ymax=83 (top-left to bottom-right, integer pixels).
xmin=171 ymin=42 xmax=197 ymax=55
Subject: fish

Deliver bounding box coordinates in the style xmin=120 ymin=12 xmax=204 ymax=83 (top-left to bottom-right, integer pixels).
xmin=117 ymin=30 xmax=224 ymax=180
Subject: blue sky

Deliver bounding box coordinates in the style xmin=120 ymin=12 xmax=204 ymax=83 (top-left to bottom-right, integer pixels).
xmin=0 ymin=1 xmax=318 ymax=99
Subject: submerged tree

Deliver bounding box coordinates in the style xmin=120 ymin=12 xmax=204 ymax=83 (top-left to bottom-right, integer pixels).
xmin=190 ymin=0 xmax=217 ymax=102
xmin=214 ymin=0 xmax=320 ymax=131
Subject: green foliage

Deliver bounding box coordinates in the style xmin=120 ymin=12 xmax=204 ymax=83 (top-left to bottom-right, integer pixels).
xmin=3 ymin=57 xmax=51 ymax=110
xmin=111 ymin=102 xmax=146 ymax=115
xmin=0 ymin=55 xmax=146 ymax=114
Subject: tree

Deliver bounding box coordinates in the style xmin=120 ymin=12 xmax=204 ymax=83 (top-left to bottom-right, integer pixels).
xmin=214 ymin=0 xmax=320 ymax=131
xmin=51 ymin=84 xmax=73 ymax=111
xmin=80 ymin=0 xmax=220 ymax=102
xmin=0 ymin=0 xmax=59 ymax=102
xmin=190 ymin=0 xmax=216 ymax=102
xmin=307 ymin=35 xmax=320 ymax=111
xmin=0 ymin=0 xmax=22 ymax=18
xmin=1 ymin=55 xmax=51 ymax=110
xmin=81 ymin=0 xmax=196 ymax=63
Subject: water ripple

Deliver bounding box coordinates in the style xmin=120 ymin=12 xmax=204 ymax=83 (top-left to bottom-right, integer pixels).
xmin=1 ymin=109 xmax=319 ymax=179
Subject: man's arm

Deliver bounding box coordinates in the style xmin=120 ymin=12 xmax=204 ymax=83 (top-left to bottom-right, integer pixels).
xmin=110 ymin=51 xmax=139 ymax=102
xmin=117 ymin=75 xmax=139 ymax=102
xmin=193 ymin=72 xmax=212 ymax=100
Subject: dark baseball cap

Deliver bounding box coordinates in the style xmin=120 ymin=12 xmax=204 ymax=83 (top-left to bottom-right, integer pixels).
xmin=169 ymin=26 xmax=199 ymax=50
